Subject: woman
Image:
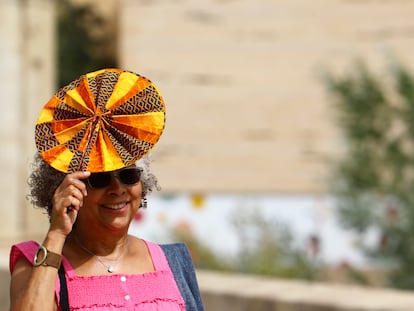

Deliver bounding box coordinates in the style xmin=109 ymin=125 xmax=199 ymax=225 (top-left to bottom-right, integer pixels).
xmin=9 ymin=69 xmax=204 ymax=311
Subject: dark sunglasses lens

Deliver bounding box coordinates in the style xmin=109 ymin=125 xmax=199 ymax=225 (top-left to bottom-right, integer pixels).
xmin=88 ymin=172 xmax=111 ymax=188
xmin=119 ymin=168 xmax=141 ymax=185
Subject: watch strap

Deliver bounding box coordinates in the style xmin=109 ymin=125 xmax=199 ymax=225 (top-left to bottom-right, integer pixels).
xmin=34 ymin=245 xmax=62 ymax=269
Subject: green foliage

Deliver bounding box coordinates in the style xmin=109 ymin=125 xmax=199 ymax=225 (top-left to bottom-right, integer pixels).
xmin=57 ymin=0 xmax=117 ymax=87
xmin=171 ymin=207 xmax=320 ymax=281
xmin=231 ymin=207 xmax=319 ymax=280
xmin=325 ymin=61 xmax=414 ymax=289
xmin=171 ymin=223 xmax=234 ymax=272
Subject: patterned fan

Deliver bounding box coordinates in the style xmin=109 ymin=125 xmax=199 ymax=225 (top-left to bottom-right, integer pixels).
xmin=35 ymin=68 xmax=166 ymax=173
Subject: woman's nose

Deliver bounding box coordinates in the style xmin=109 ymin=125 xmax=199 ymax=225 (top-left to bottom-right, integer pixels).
xmin=107 ymin=175 xmax=126 ymax=194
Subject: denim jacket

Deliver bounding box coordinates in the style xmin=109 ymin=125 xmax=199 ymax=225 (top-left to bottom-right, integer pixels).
xmin=161 ymin=243 xmax=205 ymax=311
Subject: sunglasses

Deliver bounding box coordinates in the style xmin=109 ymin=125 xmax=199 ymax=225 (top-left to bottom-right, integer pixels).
xmin=87 ymin=167 xmax=143 ymax=189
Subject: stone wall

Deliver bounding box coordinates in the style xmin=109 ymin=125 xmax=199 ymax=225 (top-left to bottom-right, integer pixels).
xmin=3 ymin=0 xmax=414 ymax=241
xmin=119 ymin=0 xmax=414 ymax=193
xmin=0 ymin=0 xmax=54 ymax=244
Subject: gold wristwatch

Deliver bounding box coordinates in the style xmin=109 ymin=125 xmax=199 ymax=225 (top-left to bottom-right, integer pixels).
xmin=33 ymin=245 xmax=62 ymax=269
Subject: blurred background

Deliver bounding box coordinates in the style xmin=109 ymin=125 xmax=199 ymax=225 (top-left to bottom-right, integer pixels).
xmin=3 ymin=0 xmax=414 ymax=309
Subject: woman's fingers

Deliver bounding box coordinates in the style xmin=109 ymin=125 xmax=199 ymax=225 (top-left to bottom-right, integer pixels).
xmin=65 ymin=205 xmax=79 ymax=224
xmin=64 ymin=171 xmax=90 ymax=197
xmin=50 ymin=171 xmax=90 ymax=234
xmin=61 ymin=188 xmax=83 ymax=212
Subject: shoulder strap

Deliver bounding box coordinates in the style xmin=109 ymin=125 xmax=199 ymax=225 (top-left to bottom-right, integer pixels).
xmin=58 ymin=265 xmax=70 ymax=311
xmin=144 ymin=240 xmax=171 ymax=271
xmin=161 ymin=243 xmax=205 ymax=311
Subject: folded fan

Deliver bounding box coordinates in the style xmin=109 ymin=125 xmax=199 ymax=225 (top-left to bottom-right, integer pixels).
xmin=35 ymin=68 xmax=166 ymax=173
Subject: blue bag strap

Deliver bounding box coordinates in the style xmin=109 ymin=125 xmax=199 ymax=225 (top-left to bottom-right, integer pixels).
xmin=161 ymin=243 xmax=205 ymax=311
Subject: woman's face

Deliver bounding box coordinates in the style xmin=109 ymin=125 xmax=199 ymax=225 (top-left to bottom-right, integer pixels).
xmin=77 ymin=169 xmax=143 ymax=234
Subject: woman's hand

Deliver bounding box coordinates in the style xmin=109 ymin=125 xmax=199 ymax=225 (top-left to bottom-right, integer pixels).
xmin=49 ymin=171 xmax=90 ymax=237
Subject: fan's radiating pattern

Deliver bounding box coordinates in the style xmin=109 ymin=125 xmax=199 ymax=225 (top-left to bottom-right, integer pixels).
xmin=35 ymin=68 xmax=166 ymax=173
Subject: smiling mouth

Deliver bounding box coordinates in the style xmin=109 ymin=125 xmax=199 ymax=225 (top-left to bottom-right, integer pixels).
xmin=103 ymin=203 xmax=127 ymax=210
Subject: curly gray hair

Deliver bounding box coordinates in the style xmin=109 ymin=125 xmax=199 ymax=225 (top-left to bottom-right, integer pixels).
xmin=27 ymin=154 xmax=160 ymax=219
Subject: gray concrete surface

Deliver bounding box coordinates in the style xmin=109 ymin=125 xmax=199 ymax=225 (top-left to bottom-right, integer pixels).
xmin=197 ymin=270 xmax=414 ymax=311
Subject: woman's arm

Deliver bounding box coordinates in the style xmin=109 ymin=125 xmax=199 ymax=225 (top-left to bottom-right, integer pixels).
xmin=10 ymin=171 xmax=90 ymax=311
xmin=10 ymin=231 xmax=65 ymax=311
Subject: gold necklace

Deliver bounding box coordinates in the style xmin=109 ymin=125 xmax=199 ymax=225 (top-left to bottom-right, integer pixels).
xmin=73 ymin=235 xmax=128 ymax=273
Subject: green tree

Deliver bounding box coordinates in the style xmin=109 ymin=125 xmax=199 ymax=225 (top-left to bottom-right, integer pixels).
xmin=57 ymin=0 xmax=117 ymax=87
xmin=325 ymin=61 xmax=414 ymax=289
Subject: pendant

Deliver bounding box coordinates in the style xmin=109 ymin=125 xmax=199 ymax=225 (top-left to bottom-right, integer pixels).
xmin=107 ymin=266 xmax=114 ymax=273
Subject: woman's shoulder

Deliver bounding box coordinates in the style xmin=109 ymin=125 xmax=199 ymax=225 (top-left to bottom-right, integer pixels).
xmin=142 ymin=240 xmax=190 ymax=261
xmin=142 ymin=239 xmax=188 ymax=253
xmin=138 ymin=239 xmax=192 ymax=272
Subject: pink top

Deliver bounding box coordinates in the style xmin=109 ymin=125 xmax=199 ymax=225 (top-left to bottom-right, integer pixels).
xmin=10 ymin=240 xmax=185 ymax=311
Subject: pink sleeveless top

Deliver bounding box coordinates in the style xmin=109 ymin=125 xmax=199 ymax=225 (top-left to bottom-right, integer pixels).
xmin=10 ymin=240 xmax=185 ymax=310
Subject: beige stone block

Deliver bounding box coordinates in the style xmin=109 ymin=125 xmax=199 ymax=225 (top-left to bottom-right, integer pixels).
xmin=0 ymin=1 xmax=22 ymax=133
xmin=0 ymin=0 xmax=54 ymax=242
xmin=120 ymin=0 xmax=414 ymax=193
